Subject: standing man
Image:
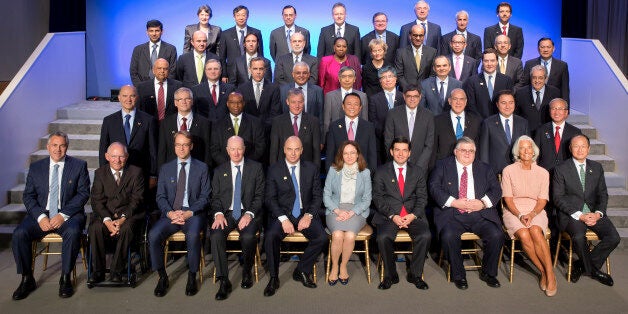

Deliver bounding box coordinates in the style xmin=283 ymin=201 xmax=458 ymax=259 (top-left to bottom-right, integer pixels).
xmin=373 ymin=137 xmax=431 ymax=290
xmin=429 ymin=137 xmax=504 ymax=290
xmin=175 ymin=31 xmax=221 ymax=88
xmin=12 ymin=132 xmax=90 ymax=299
xmin=137 ymin=58 xmax=183 ymax=123
xmin=323 ymin=66 xmax=368 ymax=140
xmin=130 ymin=19 xmax=177 ymax=87
xmin=360 ymin=12 xmax=399 ymax=65
xmin=395 ymin=24 xmax=437 ymax=92
xmin=483 ymin=2 xmax=524 ymax=59
xmin=279 ymin=62 xmax=324 ymax=123
xmin=210 ymin=136 xmax=265 ymax=300
xmin=521 ymin=38 xmax=570 ymax=102
xmin=420 ymin=55 xmax=463 ymax=115
xmin=269 ymin=5 xmax=311 ymax=61
xmin=191 ymin=59 xmax=236 ymax=123
xmin=515 ymin=65 xmax=561 ymax=133
xmin=534 ymin=98 xmax=581 ymax=171
xmin=440 ymin=10 xmax=482 ymax=60
xmin=399 ymin=1 xmax=442 ymax=51
xmin=218 ymin=5 xmax=264 ymax=82
xmin=228 ymin=33 xmax=272 ymax=87
xmin=494 ymin=34 xmax=524 ymax=88
xmin=274 ymin=33 xmax=319 ymax=85
xmin=463 ymin=48 xmax=514 ymax=119
xmin=237 ymin=57 xmax=282 ymax=132
xmin=149 ymin=131 xmax=210 ymax=297
xmin=263 ymin=136 xmax=326 ymax=296
xmin=368 ymin=66 xmax=404 ymax=164
xmin=317 ymin=2 xmax=361 ymax=58
xmin=446 ymin=34 xmax=478 ymax=83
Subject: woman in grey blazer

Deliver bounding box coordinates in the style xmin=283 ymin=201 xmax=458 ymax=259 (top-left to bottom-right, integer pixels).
xmin=183 ymin=4 xmax=221 ymax=54
xmin=323 ymin=141 xmax=372 ymax=285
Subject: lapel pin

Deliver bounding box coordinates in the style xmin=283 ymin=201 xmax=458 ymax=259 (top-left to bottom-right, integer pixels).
xmin=338 ymin=124 xmax=343 ymax=128
xmin=137 ymin=122 xmax=142 ymax=126
xmin=431 ymin=88 xmax=435 ymax=91
xmin=392 ymin=179 xmax=395 ymax=183
xmin=448 ymin=182 xmax=452 ymax=185
xmin=480 ymin=82 xmax=484 ymax=86
xmin=303 ymin=126 xmax=307 ymax=130
xmin=68 ymin=180 xmax=72 ymax=184
xmin=589 ymin=169 xmax=593 ymax=173
xmin=283 ymin=176 xmax=288 ymax=180
xmin=223 ymin=173 xmax=228 ymax=177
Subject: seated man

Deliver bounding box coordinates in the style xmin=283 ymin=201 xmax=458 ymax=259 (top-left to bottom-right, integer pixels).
xmin=263 ymin=136 xmax=326 ymax=296
xmin=149 ymin=131 xmax=210 ymax=297
xmin=373 ymin=137 xmax=431 ymax=290
xmin=12 ymin=132 xmax=90 ymax=299
xmin=210 ymin=136 xmax=265 ymax=300
xmin=552 ymin=135 xmax=619 ymax=286
xmin=429 ymin=137 xmax=503 ymax=290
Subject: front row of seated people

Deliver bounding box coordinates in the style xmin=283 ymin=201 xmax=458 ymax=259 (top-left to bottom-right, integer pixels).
xmin=11 ymin=129 xmax=618 ymax=301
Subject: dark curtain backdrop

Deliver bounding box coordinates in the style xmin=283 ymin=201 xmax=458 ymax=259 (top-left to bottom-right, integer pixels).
xmin=586 ymin=0 xmax=627 ymax=75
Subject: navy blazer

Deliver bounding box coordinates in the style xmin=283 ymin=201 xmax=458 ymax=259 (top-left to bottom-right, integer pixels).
xmin=463 ymin=72 xmax=514 ymax=119
xmin=372 ymin=162 xmax=428 ymax=225
xmin=210 ymin=113 xmax=266 ymax=166
xmin=325 ymin=117 xmax=377 ymax=174
xmin=157 ymin=113 xmax=211 ymax=169
xmin=227 ymin=55 xmax=272 ymax=87
xmin=129 ymin=41 xmax=177 ymax=87
xmin=432 ymin=110 xmax=482 ymax=164
xmin=269 ymin=112 xmax=321 ymax=168
xmin=210 ymin=158 xmax=265 ymax=221
xmin=440 ymin=30 xmax=482 ymax=60
xmin=156 ymin=158 xmax=210 ymax=215
xmin=218 ymin=26 xmax=264 ymax=79
xmin=395 ymin=45 xmax=437 ymax=92
xmin=521 ymin=57 xmax=570 ymax=102
xmin=479 ymin=114 xmax=529 ymax=174
xmin=534 ymin=121 xmax=581 ymax=171
xmin=273 ymin=53 xmax=319 ymax=86
xmin=317 ymin=23 xmax=361 ymax=58
xmin=23 ymin=156 xmax=90 ymax=220
xmin=419 ymin=76 xmax=463 ymax=115
xmin=323 ymin=167 xmax=372 ymax=218
xmin=399 ymin=21 xmax=442 ymax=51
xmin=191 ymin=81 xmax=236 ymax=123
xmin=383 ymin=105 xmax=435 ymax=171
xmin=429 ymin=157 xmax=502 ymax=233
xmin=447 ymin=54 xmax=478 ymax=83
xmin=175 ymin=51 xmax=221 ymax=88
xmin=483 ymin=23 xmax=524 ymax=59
xmin=136 ymin=78 xmax=183 ymax=121
xmin=269 ymin=25 xmax=311 ymax=61
xmin=265 ymin=160 xmax=322 ymax=219
xmin=360 ymin=30 xmax=400 ymax=65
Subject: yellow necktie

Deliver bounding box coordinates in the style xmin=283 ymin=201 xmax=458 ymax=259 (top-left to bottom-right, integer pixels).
xmin=414 ymin=48 xmax=422 ymax=72
xmin=233 ymin=117 xmax=239 ymax=135
xmin=499 ymin=58 xmax=505 ymax=74
xmin=196 ymin=54 xmax=204 ymax=83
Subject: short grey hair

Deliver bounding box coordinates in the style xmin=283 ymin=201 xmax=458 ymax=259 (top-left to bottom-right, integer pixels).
xmin=48 ymin=131 xmax=69 ymax=146
xmin=454 ymin=136 xmax=475 ymax=150
xmin=292 ymin=61 xmax=310 ymax=72
xmin=511 ymin=135 xmax=539 ymax=162
xmin=338 ymin=66 xmax=355 ymax=78
xmin=530 ymin=64 xmax=547 ymax=78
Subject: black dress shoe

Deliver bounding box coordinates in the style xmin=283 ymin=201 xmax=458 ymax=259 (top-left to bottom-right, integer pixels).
xmin=454 ymin=278 xmax=468 ymax=290
xmin=591 ymin=269 xmax=614 ymax=286
xmin=263 ymin=277 xmax=280 ymax=297
xmin=88 ymin=272 xmax=105 ymax=284
xmin=154 ymin=275 xmax=169 ymax=297
xmin=339 ymin=277 xmax=349 ymax=285
xmin=570 ymin=264 xmax=583 ymax=283
xmin=12 ymin=275 xmax=36 ymax=300
xmin=479 ymin=271 xmax=501 ymax=288
xmin=109 ymin=272 xmax=122 ymax=283
xmin=414 ymin=279 xmax=429 ymax=290
xmin=378 ymin=278 xmax=395 ymax=290
xmin=292 ymin=270 xmax=317 ymax=288
xmin=59 ymin=274 xmax=74 ymax=298
xmin=185 ymin=273 xmax=198 ymax=296
xmin=215 ymin=278 xmax=232 ymax=300
xmin=241 ymin=270 xmax=253 ymax=289
xmin=406 ymin=273 xmax=418 ymax=284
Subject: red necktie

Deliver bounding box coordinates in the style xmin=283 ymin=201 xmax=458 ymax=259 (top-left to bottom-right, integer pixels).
xmin=157 ymin=82 xmax=165 ymax=121
xmin=292 ymin=115 xmax=299 ymax=136
xmin=211 ymin=84 xmax=217 ymax=106
xmin=502 ymin=26 xmax=507 ymax=35
xmin=180 ymin=117 xmax=187 ymax=131
xmin=554 ymin=126 xmax=561 ymax=153
xmin=398 ymin=167 xmax=408 ymax=217
xmin=458 ymin=166 xmax=468 ymax=213
xmin=347 ymin=121 xmax=355 ymax=141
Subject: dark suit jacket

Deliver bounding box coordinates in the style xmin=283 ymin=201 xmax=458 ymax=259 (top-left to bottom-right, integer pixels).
xmin=269 ymin=25 xmax=311 ymax=61
xmin=273 ymin=53 xmax=319 ymax=85
xmin=502 ymin=55 xmax=524 ymax=88
xmin=265 ymin=160 xmax=322 ymax=219
xmin=447 ymin=54 xmax=478 ymax=83
xmin=156 ymin=158 xmax=210 ymax=215
xmin=399 ymin=20 xmax=442 ymax=51
xmin=383 ymin=105 xmax=435 ymax=170
xmin=183 ymin=23 xmax=221 ymax=54
xmin=361 ymin=60 xmax=391 ymax=97
xmin=317 ymin=23 xmax=361 ymax=58
xmin=395 ymin=45 xmax=437 ymax=92
xmin=440 ymin=30 xmax=482 ymax=60
xmin=279 ymin=83 xmax=324 ymax=125
xmin=269 ymin=112 xmax=321 ymax=168
xmin=136 ymin=78 xmax=183 ymax=121
xmin=360 ymin=30 xmax=399 ymax=65
xmin=322 ymin=89 xmax=369 ymax=139
xmin=521 ymin=57 xmax=570 ymax=102
xmin=534 ymin=121 xmax=581 ymax=171
xmin=237 ymin=79 xmax=282 ymax=131
xmin=99 ymin=110 xmax=158 ymax=176
xmin=129 ymin=41 xmax=177 ymax=86
xmin=227 ymin=55 xmax=272 ymax=87
xmin=432 ymin=110 xmax=482 ymax=164
xmin=484 ymin=23 xmax=524 ymax=59
xmin=23 ymin=156 xmax=90 ymax=220
xmin=463 ymin=72 xmax=514 ymax=119
xmin=218 ymin=26 xmax=264 ymax=79
xmin=325 ymin=117 xmax=377 ymax=173
xmin=479 ymin=114 xmax=529 ymax=174
xmin=175 ymin=51 xmax=220 ymax=88
xmin=210 ymin=159 xmax=265 ymax=221
xmin=368 ymin=90 xmax=405 ymax=163
xmin=429 ymin=157 xmax=502 ymax=233
xmin=515 ymin=84 xmax=561 ymax=133
xmin=157 ymin=113 xmax=211 ymax=169
xmin=191 ymin=81 xmax=236 ymax=123
xmin=372 ymin=162 xmax=428 ymax=225
xmin=210 ymin=113 xmax=266 ymax=166
xmin=553 ymin=159 xmax=607 ymax=230
xmin=419 ymin=76 xmax=463 ymax=115
xmin=91 ymin=164 xmax=144 ymax=221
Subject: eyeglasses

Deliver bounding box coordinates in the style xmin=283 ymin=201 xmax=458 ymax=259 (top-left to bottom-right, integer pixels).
xmin=457 ymin=148 xmax=476 ymax=154
xmin=174 ymin=143 xmax=192 ymax=148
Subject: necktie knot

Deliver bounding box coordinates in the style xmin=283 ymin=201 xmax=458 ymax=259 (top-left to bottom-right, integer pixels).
xmin=125 ymin=114 xmax=131 ymax=121
xmin=556 ymin=126 xmax=560 ymax=132
xmin=180 ymin=161 xmax=187 ymax=167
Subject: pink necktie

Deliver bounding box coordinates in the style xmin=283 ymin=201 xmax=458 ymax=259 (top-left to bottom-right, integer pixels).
xmin=454 ymin=56 xmax=462 ymax=80
xmin=347 ymin=121 xmax=355 ymax=141
xmin=458 ymin=166 xmax=468 ymax=213
xmin=292 ymin=115 xmax=299 ymax=136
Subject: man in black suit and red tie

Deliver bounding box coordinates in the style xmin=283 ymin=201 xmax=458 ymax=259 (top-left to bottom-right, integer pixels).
xmin=534 ymin=98 xmax=582 ymax=172
xmin=191 ymin=59 xmax=236 ymax=123
xmin=463 ymin=48 xmax=514 ymax=119
xmin=137 ymin=58 xmax=183 ymax=123
xmin=483 ymin=2 xmax=524 ymax=59
xmin=373 ymin=137 xmax=431 ymax=290
xmin=429 ymin=136 xmax=503 ymax=290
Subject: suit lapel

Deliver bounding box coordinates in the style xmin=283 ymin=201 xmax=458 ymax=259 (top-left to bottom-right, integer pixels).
xmin=336 ymin=119 xmax=349 ymax=141
xmin=129 ymin=114 xmax=142 ymax=143
xmin=222 ymin=164 xmax=234 ymax=203
xmin=389 ymin=163 xmax=403 ymax=197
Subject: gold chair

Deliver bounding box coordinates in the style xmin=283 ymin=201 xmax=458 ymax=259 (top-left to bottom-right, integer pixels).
xmin=438 ymin=232 xmax=488 ymax=282
xmin=212 ymin=230 xmax=262 ymax=283
xmin=504 ymin=228 xmax=551 ymax=282
xmin=325 ymin=225 xmax=373 ymax=284
xmin=553 ymin=230 xmax=611 ymax=282
xmin=164 ymin=231 xmax=205 ymax=283
xmin=280 ymin=232 xmax=317 ymax=283
xmin=377 ymin=230 xmax=421 ymax=282
xmin=31 ymin=233 xmax=87 ymax=284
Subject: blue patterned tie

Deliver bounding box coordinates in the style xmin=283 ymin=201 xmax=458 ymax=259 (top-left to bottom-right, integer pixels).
xmin=455 ymin=116 xmax=463 ymax=140
xmin=290 ymin=166 xmax=300 ymax=217
xmin=232 ymin=165 xmax=242 ymax=220
xmin=487 ymin=75 xmax=494 ymax=99
xmin=286 ymin=29 xmax=292 ymax=52
xmin=504 ymin=118 xmax=512 ymax=144
xmin=48 ymin=164 xmax=59 ymax=217
xmin=439 ymin=81 xmax=445 ymax=107
xmin=124 ymin=114 xmax=131 ymax=144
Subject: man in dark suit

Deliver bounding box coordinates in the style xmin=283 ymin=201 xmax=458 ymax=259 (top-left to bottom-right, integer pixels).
xmin=323 ymin=67 xmax=369 ymax=140
xmin=373 ymin=137 xmax=431 ymax=290
xmin=316 ymin=3 xmax=361 ymax=58
xmin=274 ymin=33 xmax=319 ymax=85
xmin=384 ymin=85 xmax=434 ymax=171
xmin=447 ymin=34 xmax=478 ymax=83
xmin=522 ymin=38 xmax=570 ymax=103
xmin=534 ymin=98 xmax=582 ymax=171
xmin=191 ymin=59 xmax=236 ymax=123
xmin=440 ymin=10 xmax=482 ymax=60
xmin=236 ymin=57 xmax=282 ymax=132
xmin=269 ymin=5 xmax=311 ymax=61
xmin=269 ymin=88 xmax=321 ymax=168
xmin=263 ymin=136 xmax=326 ymax=296
xmin=136 ymin=58 xmax=183 ymax=123
xmin=228 ymin=33 xmax=272 ymax=87
xmin=12 ymin=132 xmax=90 ymax=299
xmin=149 ymin=131 xmax=210 ymax=297
xmin=369 ymin=66 xmax=405 ymax=164
xmin=157 ymin=87 xmax=211 ymax=169
xmin=360 ymin=12 xmax=399 ymax=65
xmin=218 ymin=5 xmax=264 ymax=82
xmin=395 ymin=24 xmax=437 ymax=92
xmin=553 ymin=135 xmax=619 ymax=286
xmin=494 ymin=34 xmax=524 ymax=88
xmin=88 ymin=142 xmax=144 ymax=284
xmin=429 ymin=137 xmax=504 ymax=289
xmin=420 ymin=56 xmax=463 ymax=115
xmin=479 ymin=90 xmax=529 ymax=174
xmin=483 ymin=2 xmax=524 ymax=59
xmin=399 ymin=1 xmax=441 ymax=50
xmin=515 ymin=65 xmax=561 ymax=134
xmin=326 ymin=92 xmax=377 ymax=173
xmin=210 ymin=136 xmax=265 ymax=300
xmin=175 ymin=31 xmax=221 ymax=88
xmin=279 ymin=62 xmax=324 ymax=123
xmin=130 ymin=20 xmax=177 ymax=87
xmin=463 ymin=48 xmax=514 ymax=119
xmin=210 ymin=92 xmax=266 ymax=166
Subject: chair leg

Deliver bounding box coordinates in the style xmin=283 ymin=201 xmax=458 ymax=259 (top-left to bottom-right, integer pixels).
xmin=509 ymin=239 xmax=515 ymax=283
xmin=43 ymin=243 xmax=50 ymax=271
xmin=199 ymin=245 xmax=204 ymax=284
xmin=163 ymin=240 xmax=169 ymax=268
xmin=254 ymin=245 xmax=261 ymax=283
xmin=606 ymin=257 xmax=611 ymax=275
xmin=31 ymin=242 xmax=37 ymax=273
xmin=325 ymin=239 xmax=331 ymax=282
xmin=567 ymin=238 xmax=573 ymax=282
xmin=364 ymin=239 xmax=371 ymax=284
xmin=80 ymin=240 xmax=87 ymax=270
xmin=377 ymin=254 xmax=383 ymax=283
xmin=313 ymin=263 xmax=317 ymax=284
xmin=553 ymin=233 xmax=562 ymax=267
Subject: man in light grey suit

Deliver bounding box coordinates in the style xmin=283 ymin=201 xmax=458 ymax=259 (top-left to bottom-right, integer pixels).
xmin=420 ymin=56 xmax=463 ymax=115
xmin=269 ymin=5 xmax=311 ymax=61
xmin=384 ymin=85 xmax=435 ymax=171
xmin=395 ymin=24 xmax=437 ymax=92
xmin=322 ymin=66 xmax=368 ymax=142
xmin=274 ymin=32 xmax=318 ymax=85
xmin=130 ymin=20 xmax=177 ymax=87
xmin=494 ymin=34 xmax=524 ymax=89
xmin=279 ymin=62 xmax=323 ymax=124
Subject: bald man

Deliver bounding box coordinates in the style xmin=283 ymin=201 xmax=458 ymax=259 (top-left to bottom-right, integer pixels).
xmin=137 ymin=58 xmax=183 ymax=123
xmin=176 ymin=30 xmax=221 ymax=88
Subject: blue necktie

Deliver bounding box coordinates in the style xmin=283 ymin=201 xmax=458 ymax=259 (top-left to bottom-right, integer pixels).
xmin=239 ymin=30 xmax=245 ymax=55
xmin=286 ymin=29 xmax=292 ymax=52
xmin=232 ymin=165 xmax=242 ymax=220
xmin=386 ymin=92 xmax=394 ymax=109
xmin=290 ymin=166 xmax=300 ymax=217
xmin=124 ymin=114 xmax=131 ymax=144
xmin=48 ymin=164 xmax=59 ymax=217
xmin=455 ymin=116 xmax=463 ymax=139
xmin=439 ymin=81 xmax=445 ymax=107
xmin=487 ymin=75 xmax=494 ymax=99
xmin=504 ymin=118 xmax=512 ymax=144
